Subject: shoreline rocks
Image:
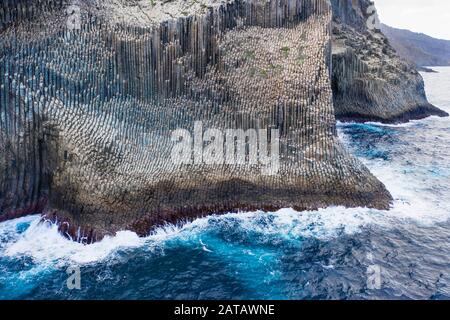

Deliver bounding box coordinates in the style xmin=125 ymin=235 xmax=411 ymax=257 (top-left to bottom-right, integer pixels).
xmin=330 ymin=0 xmax=449 ymax=124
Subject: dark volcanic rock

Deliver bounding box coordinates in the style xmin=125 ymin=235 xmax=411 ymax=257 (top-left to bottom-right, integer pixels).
xmin=0 ymin=0 xmax=392 ymax=242
xmin=330 ymin=0 xmax=449 ymax=123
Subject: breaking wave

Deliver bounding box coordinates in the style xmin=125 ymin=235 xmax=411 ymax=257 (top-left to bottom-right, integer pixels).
xmin=0 ymin=68 xmax=449 ymax=300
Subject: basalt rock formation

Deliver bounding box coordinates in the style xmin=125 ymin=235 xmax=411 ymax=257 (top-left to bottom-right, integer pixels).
xmin=330 ymin=0 xmax=449 ymax=123
xmin=0 ymin=0 xmax=392 ymax=243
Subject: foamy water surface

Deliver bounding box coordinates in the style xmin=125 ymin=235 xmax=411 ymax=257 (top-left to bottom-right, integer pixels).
xmin=0 ymin=68 xmax=449 ymax=300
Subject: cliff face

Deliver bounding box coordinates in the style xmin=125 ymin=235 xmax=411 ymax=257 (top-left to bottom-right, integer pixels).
xmin=0 ymin=0 xmax=392 ymax=242
xmin=330 ymin=0 xmax=449 ymax=123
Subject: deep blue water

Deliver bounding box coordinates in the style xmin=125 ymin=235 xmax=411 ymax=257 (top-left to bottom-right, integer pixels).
xmin=0 ymin=68 xmax=449 ymax=300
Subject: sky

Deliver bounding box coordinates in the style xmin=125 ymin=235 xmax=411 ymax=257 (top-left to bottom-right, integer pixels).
xmin=375 ymin=0 xmax=450 ymax=40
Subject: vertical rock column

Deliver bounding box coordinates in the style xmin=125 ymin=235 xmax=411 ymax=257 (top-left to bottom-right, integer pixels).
xmin=1 ymin=0 xmax=392 ymax=242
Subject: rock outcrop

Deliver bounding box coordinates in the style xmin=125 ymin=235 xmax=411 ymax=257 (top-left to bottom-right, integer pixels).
xmin=0 ymin=0 xmax=392 ymax=242
xmin=330 ymin=0 xmax=449 ymax=123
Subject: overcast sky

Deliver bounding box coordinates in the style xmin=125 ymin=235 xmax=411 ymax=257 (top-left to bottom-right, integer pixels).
xmin=375 ymin=0 xmax=450 ymax=40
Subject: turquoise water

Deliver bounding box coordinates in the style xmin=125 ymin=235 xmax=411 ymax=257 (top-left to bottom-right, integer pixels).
xmin=0 ymin=68 xmax=449 ymax=300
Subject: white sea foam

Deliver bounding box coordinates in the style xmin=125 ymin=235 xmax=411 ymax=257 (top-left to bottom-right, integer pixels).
xmin=2 ymin=184 xmax=448 ymax=266
xmin=2 ymin=144 xmax=450 ymax=265
xmin=4 ymin=218 xmax=143 ymax=265
xmin=2 ymin=70 xmax=450 ymax=266
xmin=336 ymin=120 xmax=416 ymax=128
xmin=2 ymin=153 xmax=449 ymax=266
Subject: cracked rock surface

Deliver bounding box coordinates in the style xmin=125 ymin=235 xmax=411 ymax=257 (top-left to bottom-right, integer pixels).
xmin=0 ymin=0 xmax=392 ymax=242
xmin=330 ymin=0 xmax=449 ymax=123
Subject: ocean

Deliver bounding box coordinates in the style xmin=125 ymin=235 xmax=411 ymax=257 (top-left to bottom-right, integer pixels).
xmin=0 ymin=67 xmax=449 ymax=300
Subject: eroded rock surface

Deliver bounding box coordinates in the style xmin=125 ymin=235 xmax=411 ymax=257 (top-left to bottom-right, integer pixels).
xmin=331 ymin=0 xmax=449 ymax=123
xmin=0 ymin=0 xmax=392 ymax=242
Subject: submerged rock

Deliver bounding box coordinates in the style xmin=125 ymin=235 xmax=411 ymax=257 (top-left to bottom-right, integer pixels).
xmin=0 ymin=0 xmax=392 ymax=242
xmin=330 ymin=0 xmax=449 ymax=123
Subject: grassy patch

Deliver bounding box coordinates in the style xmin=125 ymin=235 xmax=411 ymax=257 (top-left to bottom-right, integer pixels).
xmin=280 ymin=46 xmax=290 ymax=58
xmin=244 ymin=50 xmax=256 ymax=60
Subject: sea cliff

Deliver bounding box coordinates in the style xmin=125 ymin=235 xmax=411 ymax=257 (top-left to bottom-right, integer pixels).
xmin=0 ymin=0 xmax=392 ymax=242
xmin=330 ymin=0 xmax=449 ymax=123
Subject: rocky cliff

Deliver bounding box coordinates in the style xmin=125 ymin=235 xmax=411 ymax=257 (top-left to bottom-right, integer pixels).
xmin=0 ymin=0 xmax=392 ymax=242
xmin=330 ymin=0 xmax=448 ymax=123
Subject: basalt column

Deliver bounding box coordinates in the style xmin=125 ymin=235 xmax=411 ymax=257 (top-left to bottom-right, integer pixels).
xmin=330 ymin=0 xmax=448 ymax=123
xmin=0 ymin=0 xmax=392 ymax=243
